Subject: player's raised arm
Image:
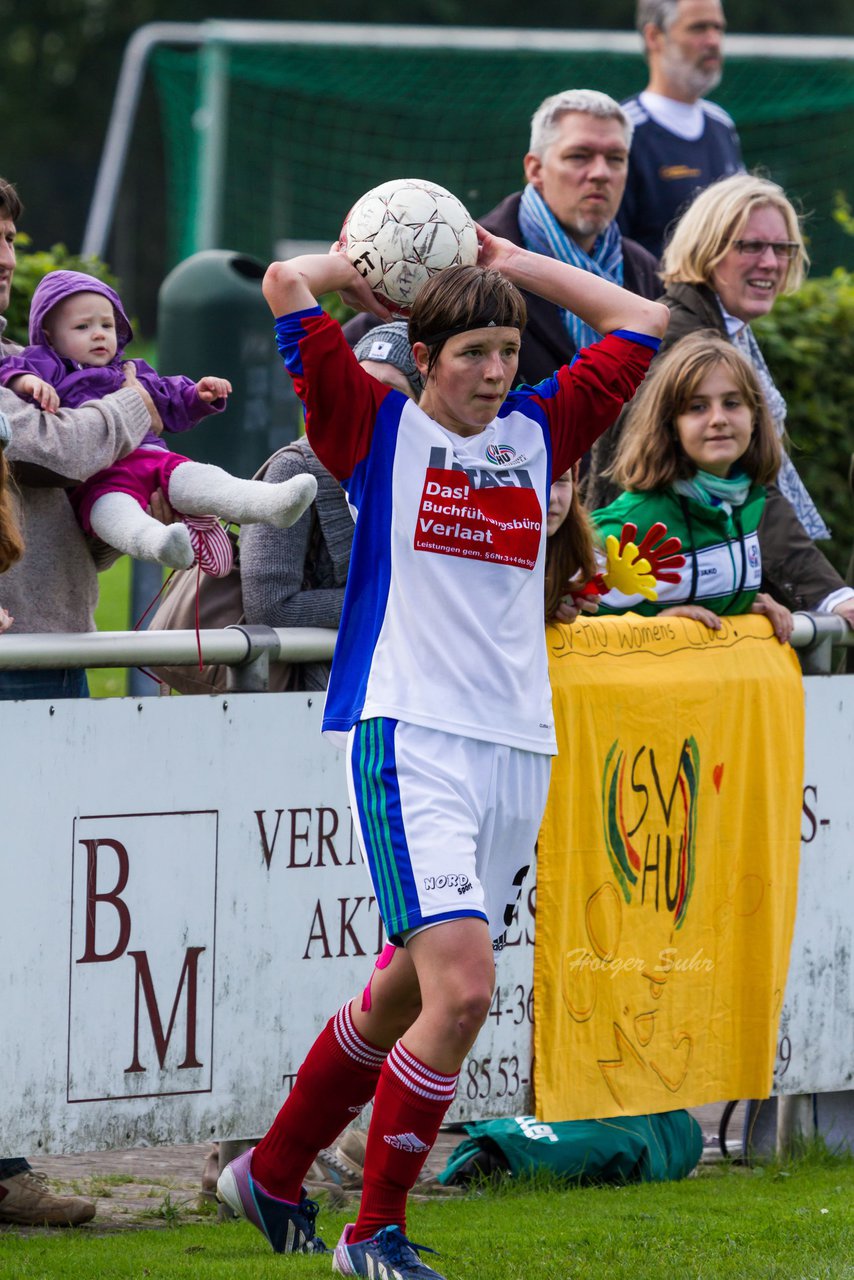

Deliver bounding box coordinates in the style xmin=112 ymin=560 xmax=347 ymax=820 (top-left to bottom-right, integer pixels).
xmin=262 ymin=251 xmax=390 ymax=320
xmin=475 ymin=223 xmax=668 ymax=342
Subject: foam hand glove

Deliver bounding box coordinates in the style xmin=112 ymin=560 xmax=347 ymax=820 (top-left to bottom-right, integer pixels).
xmin=626 ymin=522 xmax=685 ymax=585
xmin=604 ymin=532 xmax=659 ymax=600
xmin=572 ymin=522 xmax=686 ymax=604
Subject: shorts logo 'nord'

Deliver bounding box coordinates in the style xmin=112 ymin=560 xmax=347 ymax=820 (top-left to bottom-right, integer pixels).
xmin=423 ymin=873 xmax=472 ymax=893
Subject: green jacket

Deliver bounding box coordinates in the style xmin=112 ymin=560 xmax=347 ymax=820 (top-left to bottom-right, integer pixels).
xmin=592 ymin=484 xmax=767 ymax=617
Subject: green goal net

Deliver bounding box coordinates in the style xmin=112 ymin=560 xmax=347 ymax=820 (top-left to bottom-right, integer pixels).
xmin=150 ymin=39 xmax=854 ymax=276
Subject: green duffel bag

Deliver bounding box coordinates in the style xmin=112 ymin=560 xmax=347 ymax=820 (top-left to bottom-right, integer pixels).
xmin=439 ymin=1111 xmax=703 ymax=1186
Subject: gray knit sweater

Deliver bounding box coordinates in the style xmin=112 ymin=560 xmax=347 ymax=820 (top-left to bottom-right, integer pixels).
xmin=1 ymin=316 xmax=152 ymax=634
xmin=240 ymin=437 xmax=354 ymax=689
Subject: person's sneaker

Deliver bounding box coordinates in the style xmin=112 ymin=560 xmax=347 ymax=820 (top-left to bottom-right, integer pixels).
xmin=333 ymin=1224 xmax=446 ymax=1279
xmin=0 ymin=1170 xmax=95 ymax=1227
xmin=216 ymin=1147 xmax=326 ymax=1253
xmin=314 ymin=1142 xmax=364 ymax=1191
xmin=334 ymin=1127 xmax=368 ymax=1174
xmin=322 ymin=1130 xmax=460 ymax=1197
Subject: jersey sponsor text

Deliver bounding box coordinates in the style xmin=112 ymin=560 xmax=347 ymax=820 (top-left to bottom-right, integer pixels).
xmin=415 ymin=466 xmax=542 ymax=570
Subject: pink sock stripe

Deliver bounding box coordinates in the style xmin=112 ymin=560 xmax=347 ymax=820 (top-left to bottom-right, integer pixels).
xmin=387 ymin=1041 xmax=459 ymax=1102
xmin=334 ymin=1004 xmax=388 ymax=1069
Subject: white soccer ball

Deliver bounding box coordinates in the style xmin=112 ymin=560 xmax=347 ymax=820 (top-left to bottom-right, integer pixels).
xmin=340 ymin=178 xmax=478 ymax=313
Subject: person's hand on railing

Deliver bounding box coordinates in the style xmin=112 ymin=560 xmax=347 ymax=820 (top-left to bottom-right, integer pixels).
xmin=831 ymin=598 xmax=854 ymax=630
xmin=751 ymin=592 xmax=794 ymax=644
xmin=659 ymin=604 xmax=721 ymax=630
xmin=0 ymin=605 xmax=13 ymax=634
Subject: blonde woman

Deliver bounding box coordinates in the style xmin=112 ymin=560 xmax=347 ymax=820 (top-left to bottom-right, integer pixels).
xmin=589 ymin=173 xmax=854 ymax=625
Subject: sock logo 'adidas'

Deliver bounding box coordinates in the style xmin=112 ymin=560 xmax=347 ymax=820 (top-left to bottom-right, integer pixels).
xmin=382 ymin=1132 xmax=429 ymax=1153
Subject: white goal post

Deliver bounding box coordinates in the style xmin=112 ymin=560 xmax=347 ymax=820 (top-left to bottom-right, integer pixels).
xmin=82 ymin=20 xmax=854 ymax=264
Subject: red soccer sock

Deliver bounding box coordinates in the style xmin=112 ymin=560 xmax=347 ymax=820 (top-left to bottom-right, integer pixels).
xmin=251 ymin=1001 xmax=387 ymax=1202
xmin=351 ymin=1041 xmax=458 ymax=1242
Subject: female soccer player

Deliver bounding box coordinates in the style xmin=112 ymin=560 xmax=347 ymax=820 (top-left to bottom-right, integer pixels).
xmin=217 ymin=228 xmax=668 ymax=1280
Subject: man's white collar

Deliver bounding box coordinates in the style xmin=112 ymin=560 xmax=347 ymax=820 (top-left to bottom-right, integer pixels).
xmin=639 ymin=91 xmax=705 ymax=141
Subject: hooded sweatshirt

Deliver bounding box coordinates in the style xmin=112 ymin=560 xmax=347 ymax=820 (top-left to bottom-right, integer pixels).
xmin=0 ymin=312 xmax=152 ymax=633
xmin=0 ymin=270 xmax=223 ymax=445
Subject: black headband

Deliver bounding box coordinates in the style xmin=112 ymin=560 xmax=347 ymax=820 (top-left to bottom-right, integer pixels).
xmin=420 ymin=317 xmax=522 ymax=347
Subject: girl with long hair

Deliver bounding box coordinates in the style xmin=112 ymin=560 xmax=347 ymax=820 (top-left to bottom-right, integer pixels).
xmin=592 ymin=330 xmax=793 ymax=642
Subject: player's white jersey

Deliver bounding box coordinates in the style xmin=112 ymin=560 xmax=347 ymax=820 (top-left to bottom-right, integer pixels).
xmin=275 ymin=307 xmax=658 ymax=754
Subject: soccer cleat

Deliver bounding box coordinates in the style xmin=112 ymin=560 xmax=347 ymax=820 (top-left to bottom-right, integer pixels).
xmin=216 ymin=1147 xmax=327 ymax=1254
xmin=333 ymin=1223 xmax=447 ymax=1279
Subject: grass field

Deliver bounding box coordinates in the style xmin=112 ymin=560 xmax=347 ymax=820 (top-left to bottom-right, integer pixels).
xmin=1 ymin=1159 xmax=852 ymax=1280
xmin=89 ymin=555 xmax=167 ymax=699
xmin=87 ymin=556 xmax=132 ymax=698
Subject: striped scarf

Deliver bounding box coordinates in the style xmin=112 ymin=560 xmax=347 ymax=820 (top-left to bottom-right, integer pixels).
xmin=517 ymin=183 xmax=624 ymax=354
xmin=673 ymin=468 xmax=752 ymax=527
xmin=730 ymin=322 xmax=831 ymax=541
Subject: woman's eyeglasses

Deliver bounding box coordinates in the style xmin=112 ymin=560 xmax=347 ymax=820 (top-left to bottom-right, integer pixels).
xmin=731 ymin=239 xmax=800 ymax=260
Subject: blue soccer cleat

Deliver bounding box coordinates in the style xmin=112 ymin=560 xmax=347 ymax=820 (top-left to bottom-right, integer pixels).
xmin=333 ymin=1223 xmax=447 ymax=1279
xmin=216 ymin=1146 xmax=327 ymax=1253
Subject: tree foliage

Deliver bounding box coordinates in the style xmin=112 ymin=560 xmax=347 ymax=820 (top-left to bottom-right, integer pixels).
xmin=753 ymin=270 xmax=854 ymax=577
xmin=2 ymin=0 xmax=850 ymax=251
xmin=3 ymin=235 xmax=118 ymax=348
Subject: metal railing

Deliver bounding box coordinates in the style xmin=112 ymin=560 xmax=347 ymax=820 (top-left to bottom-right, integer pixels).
xmin=0 ymin=625 xmax=336 ymax=692
xmin=0 ymin=615 xmax=849 ymax=1159
xmin=0 ymin=613 xmax=850 ymax=691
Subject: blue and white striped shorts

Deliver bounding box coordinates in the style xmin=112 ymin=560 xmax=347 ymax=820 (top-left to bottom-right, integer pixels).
xmin=346 ymin=718 xmax=550 ymax=946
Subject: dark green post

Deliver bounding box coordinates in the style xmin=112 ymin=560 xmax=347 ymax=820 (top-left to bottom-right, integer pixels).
xmin=157 ymin=250 xmax=300 ymax=477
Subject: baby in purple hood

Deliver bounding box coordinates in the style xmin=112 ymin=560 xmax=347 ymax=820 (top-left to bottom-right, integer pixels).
xmin=0 ymin=271 xmax=316 ymax=572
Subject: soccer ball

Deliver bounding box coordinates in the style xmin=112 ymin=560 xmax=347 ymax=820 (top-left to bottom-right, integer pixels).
xmin=340 ymin=178 xmax=478 ymax=313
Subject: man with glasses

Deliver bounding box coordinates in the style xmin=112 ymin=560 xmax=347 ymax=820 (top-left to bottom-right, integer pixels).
xmin=590 ymin=171 xmax=854 ymax=629
xmin=618 ymin=0 xmax=743 ymax=259
xmin=477 ymin=88 xmax=660 ymax=388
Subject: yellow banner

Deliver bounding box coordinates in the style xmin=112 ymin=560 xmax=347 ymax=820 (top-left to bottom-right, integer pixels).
xmin=535 ymin=613 xmax=804 ymax=1121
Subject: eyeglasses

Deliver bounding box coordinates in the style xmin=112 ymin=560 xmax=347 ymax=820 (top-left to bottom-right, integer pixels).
xmin=731 ymin=239 xmax=800 ymax=261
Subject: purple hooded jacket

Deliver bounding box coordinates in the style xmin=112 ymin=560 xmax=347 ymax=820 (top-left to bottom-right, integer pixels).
xmin=0 ymin=270 xmax=224 ymax=447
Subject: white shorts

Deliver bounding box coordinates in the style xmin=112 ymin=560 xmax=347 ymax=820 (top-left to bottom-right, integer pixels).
xmin=346 ymin=718 xmax=550 ymax=946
